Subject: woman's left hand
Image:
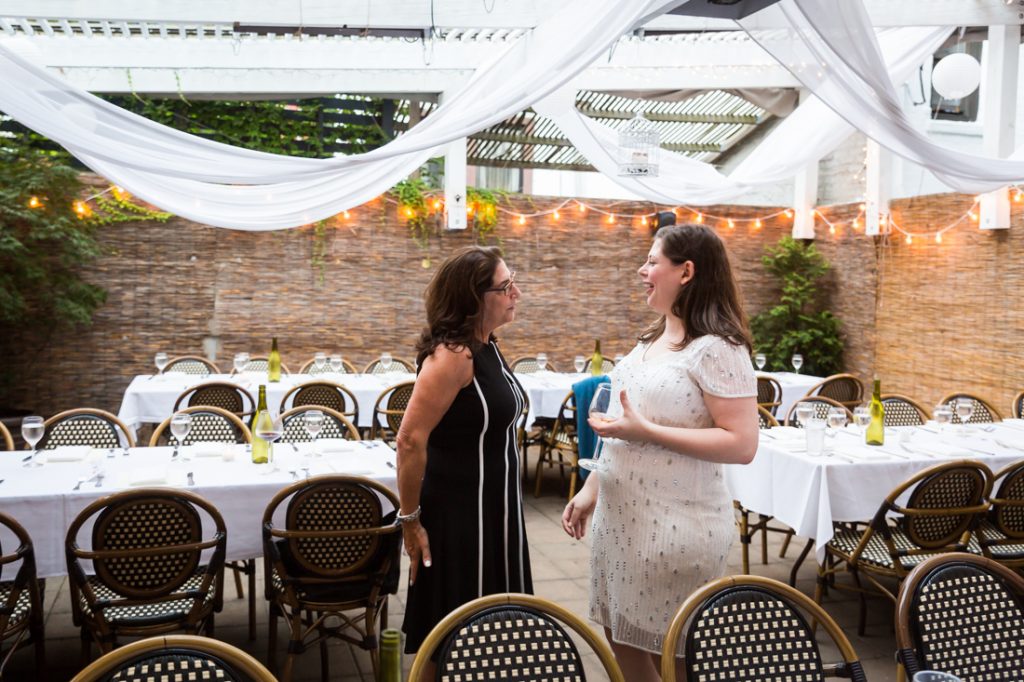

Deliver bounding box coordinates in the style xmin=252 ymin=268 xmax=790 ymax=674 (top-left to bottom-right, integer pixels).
xmin=588 ymin=390 xmax=649 ymax=442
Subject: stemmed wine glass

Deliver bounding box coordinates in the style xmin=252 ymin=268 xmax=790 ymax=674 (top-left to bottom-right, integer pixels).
xmin=791 ymin=354 xmax=804 ymax=374
xmin=233 ymin=352 xmax=250 ymax=376
xmin=254 ymin=412 xmax=283 ymax=472
xmin=304 ymin=410 xmax=325 ymax=459
xmin=573 ymin=355 xmax=586 ymax=373
xmin=754 ymin=353 xmax=767 ymax=371
xmin=853 ymin=405 xmax=871 ymax=438
xmin=795 ymin=403 xmax=816 ymax=428
xmin=170 ymin=412 xmax=192 ymax=460
xmin=579 ymin=383 xmax=615 ymax=473
xmin=313 ymin=352 xmax=327 ymax=373
xmin=329 ymin=354 xmax=344 ymax=373
xmin=154 ymin=352 xmax=169 ymax=378
xmin=954 ymin=398 xmax=974 ymax=433
xmin=825 ymin=407 xmax=848 ymax=456
xmin=21 ymin=416 xmax=44 ymax=468
xmin=933 ymin=404 xmax=953 ymax=432
xmin=536 ymin=353 xmax=548 ymax=372
xmin=379 ymin=352 xmax=394 ymax=374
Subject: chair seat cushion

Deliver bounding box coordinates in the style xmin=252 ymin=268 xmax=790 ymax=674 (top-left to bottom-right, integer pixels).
xmin=0 ymin=582 xmax=32 ymax=630
xmin=828 ymin=526 xmax=946 ymax=571
xmin=270 ymin=566 xmax=394 ymax=605
xmin=968 ymin=522 xmax=1024 ymax=560
xmin=79 ymin=569 xmax=217 ymax=627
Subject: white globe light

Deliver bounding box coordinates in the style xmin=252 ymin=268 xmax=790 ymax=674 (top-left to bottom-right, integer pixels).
xmin=931 ymin=52 xmax=981 ymax=100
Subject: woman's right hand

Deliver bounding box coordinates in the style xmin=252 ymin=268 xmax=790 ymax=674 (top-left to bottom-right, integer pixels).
xmin=403 ymin=521 xmax=432 ymax=585
xmin=562 ymin=485 xmax=597 ymax=540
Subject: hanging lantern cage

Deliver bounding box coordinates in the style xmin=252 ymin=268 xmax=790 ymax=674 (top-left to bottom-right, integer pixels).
xmin=617 ymin=112 xmax=660 ymax=177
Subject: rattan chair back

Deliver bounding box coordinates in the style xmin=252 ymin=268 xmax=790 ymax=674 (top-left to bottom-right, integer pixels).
xmin=898 ymin=461 xmax=991 ymax=549
xmin=70 ymin=634 xmax=276 ymax=682
xmin=280 ymin=381 xmax=359 ymax=425
xmin=409 ymin=593 xmax=624 ymax=682
xmin=881 ymin=394 xmax=930 ymax=427
xmin=149 ymin=406 xmax=251 ymax=447
xmin=988 ymin=460 xmax=1024 ymax=540
xmin=662 ymin=575 xmax=865 ymax=682
xmin=0 ymin=420 xmax=12 ymax=451
xmin=298 ymin=357 xmax=357 ymax=375
xmin=280 ymin=406 xmax=360 ymax=442
xmin=230 ymin=356 xmax=290 ymax=376
xmin=510 ymin=356 xmax=559 ymax=373
xmin=757 ymin=406 xmax=779 ymax=429
xmin=756 ymin=376 xmax=783 ymax=416
xmin=939 ymin=392 xmax=1003 ymax=423
xmin=582 ymin=357 xmax=615 ymax=374
xmin=369 ymin=381 xmax=415 ymax=441
xmin=41 ymin=408 xmax=135 ymax=450
xmin=362 ymin=356 xmax=415 ymax=375
xmin=173 ymin=382 xmax=254 ymax=418
xmin=808 ymin=373 xmax=864 ymax=410
xmin=0 ymin=511 xmax=45 ymax=674
xmin=163 ymin=356 xmax=219 ymax=376
xmin=895 ymin=553 xmax=1024 ymax=681
xmin=784 ymin=397 xmax=852 ymax=428
xmin=1013 ymin=390 xmax=1024 ymax=419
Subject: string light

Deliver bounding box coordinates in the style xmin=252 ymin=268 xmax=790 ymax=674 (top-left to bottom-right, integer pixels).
xmin=518 ymin=215 xmax=526 ymax=225
xmin=754 ymin=219 xmax=762 ymax=229
xmin=606 ymin=214 xmax=615 ymax=224
xmin=27 ymin=195 xmax=42 ymax=209
xmin=727 ymin=219 xmax=735 ymax=229
xmin=342 ymin=210 xmax=350 ymax=219
xmin=552 ymin=210 xmax=560 ymax=221
xmin=694 ymin=213 xmax=703 ymax=223
xmin=578 ymin=202 xmax=586 ymax=213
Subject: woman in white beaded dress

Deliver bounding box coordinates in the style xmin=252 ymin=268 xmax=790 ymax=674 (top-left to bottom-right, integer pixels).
xmin=562 ymin=223 xmax=758 ymax=681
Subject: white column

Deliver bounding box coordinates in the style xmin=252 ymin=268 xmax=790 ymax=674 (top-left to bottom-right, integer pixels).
xmin=864 ymin=139 xmax=892 ymax=236
xmin=980 ymin=24 xmax=1019 ymax=230
xmin=444 ymin=137 xmax=468 ymax=230
xmin=791 ymin=89 xmax=818 ymax=239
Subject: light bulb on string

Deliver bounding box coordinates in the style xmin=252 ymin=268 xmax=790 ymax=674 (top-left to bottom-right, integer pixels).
xmin=342 ymin=210 xmax=350 ymax=219
xmin=969 ymin=211 xmax=978 ymax=222
xmin=905 ymin=234 xmax=913 ymax=245
xmin=606 ymin=214 xmax=615 ymax=225
xmin=784 ymin=209 xmax=793 ymax=219
xmin=553 ymin=210 xmax=560 ymax=221
xmin=640 ymin=216 xmax=648 ymax=226
xmin=754 ymin=219 xmax=762 ymax=229
xmin=27 ymin=195 xmax=42 ymax=209
xmin=935 ymin=232 xmax=943 ymax=244
xmin=432 ymin=199 xmax=442 ymax=210
xmin=578 ymin=202 xmax=586 ymax=214
xmin=727 ymin=219 xmax=735 ymax=229
xmin=828 ymin=224 xmax=836 ymax=235
xmin=518 ymin=215 xmax=526 ymax=225
xmin=694 ymin=213 xmax=703 ymax=224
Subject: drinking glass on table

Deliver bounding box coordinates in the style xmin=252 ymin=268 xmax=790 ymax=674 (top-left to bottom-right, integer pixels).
xmin=579 ymin=383 xmax=614 ymax=473
xmin=573 ymin=355 xmax=586 ymax=373
xmin=954 ymin=398 xmax=974 ymax=433
xmin=825 ymin=407 xmax=848 ymax=456
xmin=853 ymin=405 xmax=871 ymax=437
xmin=791 ymin=353 xmax=804 ymax=374
xmin=21 ymin=416 xmax=44 ymax=468
xmin=233 ymin=352 xmax=250 ymax=375
xmin=379 ymin=352 xmax=394 ymax=373
xmin=329 ymin=354 xmax=344 ymax=373
xmin=805 ymin=417 xmax=826 ymax=456
xmin=313 ymin=352 xmax=327 ymax=372
xmin=170 ymin=412 xmax=192 ymax=460
xmin=536 ymin=353 xmax=548 ymax=372
xmin=304 ymin=410 xmax=325 ymax=457
xmin=795 ymin=403 xmax=816 ymax=428
xmin=933 ymin=404 xmax=953 ymax=432
xmin=254 ymin=413 xmax=283 ymax=472
xmin=154 ymin=352 xmax=169 ymax=376
xmin=754 ymin=353 xmax=767 ymax=371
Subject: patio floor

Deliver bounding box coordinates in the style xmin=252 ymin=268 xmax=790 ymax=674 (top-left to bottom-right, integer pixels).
xmin=12 ymin=478 xmax=902 ymax=680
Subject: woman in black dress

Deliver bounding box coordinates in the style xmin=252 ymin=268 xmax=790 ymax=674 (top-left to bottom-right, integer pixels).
xmin=397 ymin=246 xmax=532 ymax=669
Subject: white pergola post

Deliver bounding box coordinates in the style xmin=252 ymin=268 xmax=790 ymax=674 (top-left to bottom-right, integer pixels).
xmin=444 ymin=138 xmax=468 ymax=231
xmin=864 ymin=139 xmax=892 ymax=236
xmin=792 ymin=89 xmax=818 ymax=239
xmin=980 ymin=24 xmax=1019 ymax=230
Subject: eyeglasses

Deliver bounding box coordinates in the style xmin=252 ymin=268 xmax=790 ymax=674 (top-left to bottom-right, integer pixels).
xmin=484 ymin=271 xmax=517 ymax=296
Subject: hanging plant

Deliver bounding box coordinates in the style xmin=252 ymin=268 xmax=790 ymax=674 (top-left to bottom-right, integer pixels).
xmin=392 ymin=178 xmax=435 ymax=250
xmin=467 ymin=187 xmax=501 ymax=244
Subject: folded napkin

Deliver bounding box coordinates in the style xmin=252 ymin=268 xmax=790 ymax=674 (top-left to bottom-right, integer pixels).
xmin=764 ymin=426 xmax=804 ymax=441
xmin=187 ymin=443 xmax=226 ymax=458
xmin=833 ymin=444 xmax=895 ymax=461
xmin=325 ymin=452 xmax=376 ymax=476
xmin=318 ymin=439 xmax=357 ymax=456
xmin=44 ymin=446 xmax=92 ymax=463
xmin=124 ymin=467 xmax=169 ymax=487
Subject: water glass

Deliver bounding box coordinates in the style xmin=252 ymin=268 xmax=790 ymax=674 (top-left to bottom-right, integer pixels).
xmin=954 ymin=398 xmax=974 ymax=430
xmin=170 ymin=412 xmax=192 ymax=459
xmin=933 ymin=404 xmax=953 ymax=431
xmin=826 ymin=407 xmax=848 ymax=456
xmin=754 ymin=353 xmax=767 ymax=371
xmin=853 ymin=405 xmax=871 ymax=436
xmin=304 ymin=410 xmax=325 ymax=456
xmin=313 ymin=352 xmax=327 ymax=372
xmin=329 ymin=354 xmax=344 ymax=373
xmin=573 ymin=355 xmax=585 ymax=373
xmin=536 ymin=353 xmax=548 ymax=371
xmin=791 ymin=353 xmax=804 ymax=374
xmin=805 ymin=418 xmax=826 ymax=456
xmin=233 ymin=352 xmax=249 ymax=375
xmin=912 ymin=672 xmax=962 ymax=682
xmin=21 ymin=416 xmax=44 ymax=468
xmin=380 ymin=352 xmax=394 ymax=373
xmin=795 ymin=403 xmax=816 ymax=427
xmin=154 ymin=352 xmax=169 ymax=374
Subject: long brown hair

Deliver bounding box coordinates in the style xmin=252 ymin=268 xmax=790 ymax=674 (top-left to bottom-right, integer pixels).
xmin=415 ymin=245 xmax=504 ymax=367
xmin=638 ymin=224 xmax=752 ymax=351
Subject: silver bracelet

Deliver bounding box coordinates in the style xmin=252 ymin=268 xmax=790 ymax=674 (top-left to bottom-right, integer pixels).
xmin=397 ymin=506 xmax=422 ymax=524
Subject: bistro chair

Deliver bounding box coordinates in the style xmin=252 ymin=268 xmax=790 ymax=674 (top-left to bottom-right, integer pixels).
xmin=173 ymin=382 xmax=255 ymax=419
xmin=149 ymin=406 xmax=251 ymax=447
xmin=408 ymin=593 xmax=624 ymax=682
xmin=533 ymin=391 xmax=580 ymax=499
xmin=66 ymin=488 xmax=226 ymax=664
xmin=280 ymin=406 xmax=360 ymax=442
xmin=230 ymin=356 xmax=290 ymax=376
xmin=784 ymin=397 xmax=852 ymax=428
xmin=807 ymin=373 xmax=864 ymax=411
xmin=510 ymin=356 xmax=559 ymax=373
xmin=971 ymin=460 xmax=1024 ymax=570
xmin=40 ymin=408 xmax=135 ymax=450
xmin=938 ymin=391 xmax=1003 ymax=423
xmin=163 ymin=356 xmax=219 ymax=376
xmin=757 ymin=405 xmax=779 ymax=429
xmin=279 ymin=381 xmax=359 ymax=427
xmin=1012 ymin=389 xmax=1024 ymax=419
xmin=0 ymin=512 xmax=45 ymax=680
xmin=582 ymin=357 xmax=616 ymax=373
xmin=362 ymin=356 xmax=415 ymax=375
xmin=895 ymin=553 xmax=1024 ymax=682
xmin=756 ymin=375 xmax=783 ymax=416
xmin=881 ymin=394 xmax=930 ymax=427
xmin=661 ymin=575 xmax=866 ymax=682
xmin=0 ymin=421 xmax=12 ymax=451
xmin=70 ymin=634 xmax=275 ymax=682
xmin=818 ymin=459 xmax=992 ymax=636
xmin=369 ymin=381 xmax=415 ymax=443
xmin=298 ymin=356 xmax=358 ymax=375
xmin=262 ymin=476 xmax=401 ymax=682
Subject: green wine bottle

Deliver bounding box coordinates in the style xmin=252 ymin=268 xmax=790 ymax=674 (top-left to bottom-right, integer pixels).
xmin=590 ymin=339 xmax=604 ymax=377
xmin=268 ymin=337 xmax=282 ymax=383
xmin=866 ymin=378 xmax=885 ymax=446
xmin=250 ymin=385 xmax=271 ymax=464
xmin=378 ymin=629 xmax=402 ymax=682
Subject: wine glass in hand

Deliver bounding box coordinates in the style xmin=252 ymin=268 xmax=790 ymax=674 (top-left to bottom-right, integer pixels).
xmin=579 ymin=383 xmax=613 ymax=473
xmin=21 ymin=416 xmax=44 ymax=468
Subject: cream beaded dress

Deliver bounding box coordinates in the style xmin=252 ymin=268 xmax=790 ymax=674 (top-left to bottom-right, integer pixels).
xmin=589 ymin=334 xmax=756 ymax=655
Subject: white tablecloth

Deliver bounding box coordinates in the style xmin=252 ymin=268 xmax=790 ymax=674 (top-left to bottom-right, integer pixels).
xmin=758 ymin=371 xmax=823 ymax=420
xmin=117 ymin=371 xmax=584 ymax=434
xmin=0 ymin=441 xmax=397 ymax=578
xmin=725 ymin=420 xmax=1024 ymax=564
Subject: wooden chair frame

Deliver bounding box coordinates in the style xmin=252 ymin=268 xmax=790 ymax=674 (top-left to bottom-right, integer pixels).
xmin=756 ymin=405 xmax=779 ymax=429
xmin=298 ymin=356 xmax=358 ymax=375
xmin=69 ymin=634 xmax=275 ymax=682
xmin=0 ymin=421 xmax=12 ymax=451
xmin=533 ymin=391 xmax=580 ymax=499
xmin=784 ymin=396 xmax=852 ymax=428
xmin=173 ymin=382 xmax=255 ymax=419
xmin=149 ymin=405 xmax=252 ymax=447
xmin=510 ymin=356 xmax=560 ymax=373
xmin=408 ymin=593 xmax=624 ymax=682
xmin=279 ymin=381 xmax=359 ymax=427
xmin=0 ymin=512 xmax=44 ymax=680
xmin=938 ymin=391 xmax=1003 ymax=423
xmin=163 ymin=355 xmax=220 ymax=376
xmin=41 ymin=408 xmax=136 ymax=449
xmin=362 ymin=356 xmax=415 ymax=375
xmin=661 ymin=575 xmax=866 ymax=682
xmin=756 ymin=375 xmax=783 ymax=416
xmin=279 ymin=406 xmax=360 ymax=442
xmin=807 ymin=373 xmax=865 ymax=411
xmin=975 ymin=460 xmax=1024 ymax=569
xmin=369 ymin=381 xmax=415 ymax=442
xmin=880 ymin=393 xmax=931 ymax=427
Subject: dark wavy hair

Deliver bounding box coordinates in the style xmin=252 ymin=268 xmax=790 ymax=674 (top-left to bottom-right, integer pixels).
xmin=638 ymin=224 xmax=752 ymax=352
xmin=415 ymin=245 xmax=504 ymax=367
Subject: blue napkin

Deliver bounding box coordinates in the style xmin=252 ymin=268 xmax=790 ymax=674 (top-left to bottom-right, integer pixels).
xmin=573 ymin=374 xmax=610 ymax=481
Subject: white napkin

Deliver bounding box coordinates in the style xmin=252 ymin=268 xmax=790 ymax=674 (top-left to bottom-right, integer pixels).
xmin=833 ymin=444 xmax=896 ymax=461
xmin=187 ymin=444 xmax=227 ymax=458
xmin=318 ymin=439 xmax=357 ymax=456
xmin=44 ymin=446 xmax=91 ymax=463
xmin=124 ymin=467 xmax=169 ymax=486
xmin=324 ymin=451 xmax=376 ymax=476
xmin=764 ymin=426 xmax=803 ymax=441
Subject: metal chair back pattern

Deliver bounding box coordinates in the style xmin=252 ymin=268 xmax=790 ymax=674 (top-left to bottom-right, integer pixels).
xmin=784 ymin=397 xmax=851 ymax=428
xmin=362 ymin=357 xmax=415 ymax=375
xmin=280 ymin=381 xmax=359 ymax=426
xmin=369 ymin=381 xmax=415 ymax=442
xmin=976 ymin=460 xmax=1024 ymax=567
xmin=939 ymin=392 xmax=1003 ymax=423
xmin=0 ymin=512 xmax=45 ymax=676
xmin=66 ymin=489 xmax=227 ymax=658
xmin=895 ymin=553 xmax=1024 ymax=682
xmin=408 ymin=593 xmax=624 ymax=682
xmin=280 ymin=407 xmax=360 ymax=442
xmin=149 ymin=406 xmax=251 ymax=447
xmin=40 ymin=409 xmax=135 ymax=450
xmin=661 ymin=576 xmax=866 ymax=682
xmin=757 ymin=405 xmax=779 ymax=429
xmin=298 ymin=357 xmax=357 ymax=375
xmin=881 ymin=394 xmax=930 ymax=427
xmin=808 ymin=373 xmax=864 ymax=411
xmin=163 ymin=356 xmax=219 ymax=376
xmin=0 ymin=420 xmax=12 ymax=451
xmin=1013 ymin=390 xmax=1024 ymax=419
xmin=173 ymin=382 xmax=254 ymax=419
xmin=756 ymin=376 xmax=782 ymax=416
xmin=262 ymin=476 xmax=402 ymax=681
xmin=583 ymin=357 xmax=616 ymax=374
xmin=70 ymin=634 xmax=276 ymax=682
xmin=510 ymin=356 xmax=559 ymax=373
